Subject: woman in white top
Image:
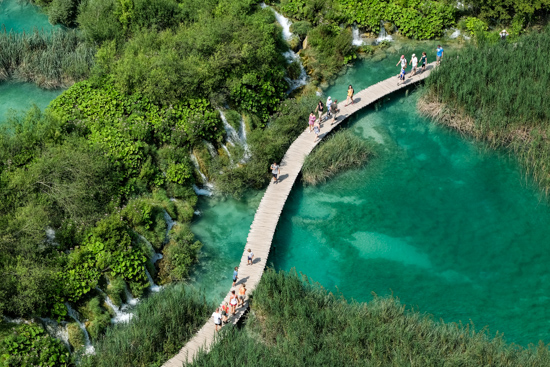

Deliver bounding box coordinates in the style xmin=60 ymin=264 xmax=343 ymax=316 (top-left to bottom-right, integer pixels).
xmin=409 ymin=54 xmax=418 ymax=77
xmin=212 ymin=308 xmax=222 ymax=332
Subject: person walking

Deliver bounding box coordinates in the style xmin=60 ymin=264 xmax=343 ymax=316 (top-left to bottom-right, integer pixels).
xmin=396 ymin=55 xmax=407 ymax=72
xmin=499 ymin=29 xmax=509 ymax=40
xmin=220 ymin=302 xmax=229 ymax=324
xmin=247 ymin=248 xmax=254 ymax=265
xmin=230 ymin=290 xmax=238 ymax=315
xmin=308 ymin=112 xmax=316 ymax=133
xmin=345 ymin=85 xmax=354 ymax=106
xmin=232 ymin=266 xmax=238 ymax=287
xmin=397 ymin=66 xmax=406 ymax=85
xmin=313 ymin=120 xmax=321 ymax=142
xmin=436 ymin=45 xmax=444 ymax=65
xmin=326 ymin=96 xmax=333 ymax=120
xmin=270 ymin=162 xmax=280 ymax=184
xmin=212 ymin=308 xmax=222 ymax=331
xmin=420 ymin=52 xmax=427 ymax=72
xmin=238 ymin=283 xmax=247 ymax=307
xmin=330 ymin=99 xmax=338 ymax=124
xmin=315 ymin=100 xmax=324 ymax=122
xmin=409 ymin=53 xmax=418 ymax=77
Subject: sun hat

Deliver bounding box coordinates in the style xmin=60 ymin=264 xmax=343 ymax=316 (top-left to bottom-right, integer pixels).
xmin=412 ymin=53 xmax=415 ymax=57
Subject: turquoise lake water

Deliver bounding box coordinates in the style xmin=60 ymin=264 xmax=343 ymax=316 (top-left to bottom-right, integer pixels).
xmin=0 ymin=0 xmax=54 ymax=33
xmin=0 ymin=0 xmax=63 ymax=123
xmin=191 ymin=52 xmax=550 ymax=346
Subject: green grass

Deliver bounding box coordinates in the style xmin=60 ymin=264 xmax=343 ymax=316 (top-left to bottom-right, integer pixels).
xmin=0 ymin=29 xmax=94 ymax=88
xmin=302 ymin=129 xmax=375 ymax=185
xmin=422 ymin=27 xmax=550 ymax=194
xmin=191 ymin=269 xmax=550 ymax=366
xmin=80 ymin=284 xmax=211 ymax=367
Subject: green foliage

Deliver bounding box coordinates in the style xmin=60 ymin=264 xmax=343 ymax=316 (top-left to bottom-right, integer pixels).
xmin=191 ymin=269 xmax=550 ymax=366
xmin=80 ymin=285 xmax=210 ymax=367
xmin=67 ymin=322 xmax=85 ymax=350
xmin=0 ymin=324 xmax=71 ymax=366
xmin=48 ymin=0 xmax=80 ymax=27
xmin=289 ymin=20 xmax=312 ymax=39
xmin=106 ymin=276 xmax=127 ymax=308
xmin=465 ymin=16 xmax=489 ymax=40
xmin=278 ymin=0 xmax=455 ymax=40
xmin=0 ymin=29 xmax=94 ymax=88
xmin=78 ymin=297 xmax=111 ymax=340
xmin=211 ymin=95 xmax=316 ymax=197
xmin=465 ymin=0 xmax=550 ymax=22
xmin=424 ymin=26 xmax=550 ymax=193
xmin=302 ymin=129 xmax=374 ymax=185
xmin=158 ymin=224 xmax=202 ymax=284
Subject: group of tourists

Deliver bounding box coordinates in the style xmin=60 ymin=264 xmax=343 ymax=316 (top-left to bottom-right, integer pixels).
xmin=396 ymin=45 xmax=443 ymax=84
xmin=212 ymin=248 xmax=255 ymax=331
xmin=307 ymin=93 xmax=343 ymax=142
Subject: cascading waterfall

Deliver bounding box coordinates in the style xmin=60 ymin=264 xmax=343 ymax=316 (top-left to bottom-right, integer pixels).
xmin=352 ymin=24 xmax=364 ymax=46
xmin=96 ymin=288 xmax=133 ymax=324
xmin=124 ymin=286 xmax=139 ymax=306
xmin=138 ymin=233 xmax=163 ymax=264
xmin=65 ymin=303 xmax=95 ymax=354
xmin=190 ymin=153 xmax=214 ymax=196
xmin=163 ymin=210 xmax=176 ymax=242
xmin=376 ymin=20 xmax=393 ymax=44
xmin=239 ymin=117 xmax=251 ymax=161
xmin=204 ymin=141 xmax=218 ymax=158
xmin=261 ymin=3 xmax=307 ymax=92
xmin=145 ymin=268 xmax=162 ymax=292
xmin=219 ymin=110 xmax=241 ymax=146
xmin=40 ymin=318 xmax=70 ymax=349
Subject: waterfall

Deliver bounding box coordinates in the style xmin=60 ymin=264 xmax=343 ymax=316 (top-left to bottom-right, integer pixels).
xmin=96 ymin=288 xmax=134 ymax=324
xmin=352 ymin=25 xmax=364 ymax=46
xmin=124 ymin=286 xmax=139 ymax=306
xmin=219 ymin=110 xmax=241 ymax=146
xmin=65 ymin=303 xmax=95 ymax=355
xmin=204 ymin=141 xmax=217 ymax=157
xmin=190 ymin=153 xmax=214 ymax=196
xmin=40 ymin=318 xmax=70 ymax=349
xmin=449 ymin=29 xmax=461 ymax=39
xmin=376 ymin=21 xmax=393 ymax=44
xmin=261 ymin=3 xmax=292 ymax=41
xmin=45 ymin=227 xmax=56 ymax=244
xmin=261 ymin=3 xmax=308 ymax=92
xmin=239 ymin=117 xmax=251 ymax=161
xmin=137 ymin=234 xmax=163 ymax=263
xmin=163 ymin=210 xmax=176 ymax=242
xmin=145 ymin=268 xmax=162 ymax=292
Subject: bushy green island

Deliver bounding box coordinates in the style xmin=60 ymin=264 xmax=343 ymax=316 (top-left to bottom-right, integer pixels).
xmin=2 ymin=0 xmax=550 ymax=364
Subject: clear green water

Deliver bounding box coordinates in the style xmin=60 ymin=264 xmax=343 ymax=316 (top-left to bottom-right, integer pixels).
xmin=188 ymin=192 xmax=262 ymax=303
xmin=0 ymin=0 xmax=55 ymax=33
xmin=0 ymin=0 xmax=62 ymax=123
xmin=0 ymin=81 xmax=62 ymax=122
xmin=191 ymin=51 xmax=550 ymax=346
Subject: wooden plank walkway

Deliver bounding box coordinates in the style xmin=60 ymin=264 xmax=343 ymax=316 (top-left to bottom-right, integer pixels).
xmin=163 ymin=63 xmax=437 ymax=367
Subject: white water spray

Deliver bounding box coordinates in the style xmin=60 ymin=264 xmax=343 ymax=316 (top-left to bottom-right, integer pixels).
xmin=376 ymin=21 xmax=393 ymax=44
xmin=261 ymin=3 xmax=308 ymax=92
xmin=40 ymin=318 xmax=70 ymax=348
xmin=191 ymin=153 xmax=214 ymax=196
xmin=65 ymin=303 xmax=95 ymax=354
xmin=239 ymin=117 xmax=251 ymax=161
xmin=204 ymin=141 xmax=217 ymax=157
xmin=145 ymin=268 xmax=162 ymax=292
xmin=352 ymin=25 xmax=364 ymax=46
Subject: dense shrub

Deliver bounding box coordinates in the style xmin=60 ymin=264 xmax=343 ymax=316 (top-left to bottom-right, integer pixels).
xmin=0 ymin=324 xmax=72 ymax=366
xmin=158 ymin=224 xmax=202 ymax=284
xmin=48 ymin=0 xmax=80 ymax=26
xmin=80 ymin=285 xmax=210 ymax=367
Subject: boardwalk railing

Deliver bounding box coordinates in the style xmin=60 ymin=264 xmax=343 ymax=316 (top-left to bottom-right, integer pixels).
xmin=163 ymin=63 xmax=436 ymax=367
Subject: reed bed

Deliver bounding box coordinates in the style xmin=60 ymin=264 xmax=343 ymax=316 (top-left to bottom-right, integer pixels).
xmin=80 ymin=284 xmax=211 ymax=367
xmin=422 ymin=27 xmax=550 ymax=193
xmin=302 ymin=129 xmax=374 ymax=185
xmin=0 ymin=28 xmax=94 ymax=88
xmin=191 ymin=269 xmax=550 ymax=366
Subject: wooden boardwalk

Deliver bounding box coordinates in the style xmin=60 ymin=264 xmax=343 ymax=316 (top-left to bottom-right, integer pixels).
xmin=163 ymin=63 xmax=436 ymax=367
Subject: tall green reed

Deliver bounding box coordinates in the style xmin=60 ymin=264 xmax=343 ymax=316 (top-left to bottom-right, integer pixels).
xmin=0 ymin=28 xmax=94 ymax=88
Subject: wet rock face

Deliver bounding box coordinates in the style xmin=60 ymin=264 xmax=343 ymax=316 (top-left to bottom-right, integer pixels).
xmin=384 ymin=22 xmax=395 ymax=35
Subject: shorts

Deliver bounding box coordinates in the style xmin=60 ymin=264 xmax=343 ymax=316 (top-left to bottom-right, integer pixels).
xmin=215 ymin=321 xmax=221 ymax=325
xmin=422 ymin=62 xmax=426 ymax=67
xmin=272 ymin=173 xmax=278 ymax=178
xmin=248 ymin=256 xmax=253 ymax=261
xmin=230 ymin=300 xmax=237 ymax=306
xmin=232 ymin=276 xmax=237 ymax=282
xmin=437 ymin=55 xmax=442 ymax=62
xmin=221 ymin=310 xmax=227 ymax=316
xmin=238 ymin=295 xmax=245 ymax=300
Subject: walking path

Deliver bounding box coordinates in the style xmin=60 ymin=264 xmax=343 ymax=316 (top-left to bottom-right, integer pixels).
xmin=163 ymin=63 xmax=436 ymax=367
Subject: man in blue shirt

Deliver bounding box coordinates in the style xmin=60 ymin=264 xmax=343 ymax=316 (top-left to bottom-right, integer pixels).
xmin=436 ymin=45 xmax=444 ymax=65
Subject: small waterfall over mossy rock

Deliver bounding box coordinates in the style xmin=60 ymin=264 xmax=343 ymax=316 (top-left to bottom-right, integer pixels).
xmin=65 ymin=303 xmax=95 ymax=355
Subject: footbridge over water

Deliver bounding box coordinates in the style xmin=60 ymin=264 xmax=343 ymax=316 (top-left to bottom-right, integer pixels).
xmin=163 ymin=63 xmax=437 ymax=367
